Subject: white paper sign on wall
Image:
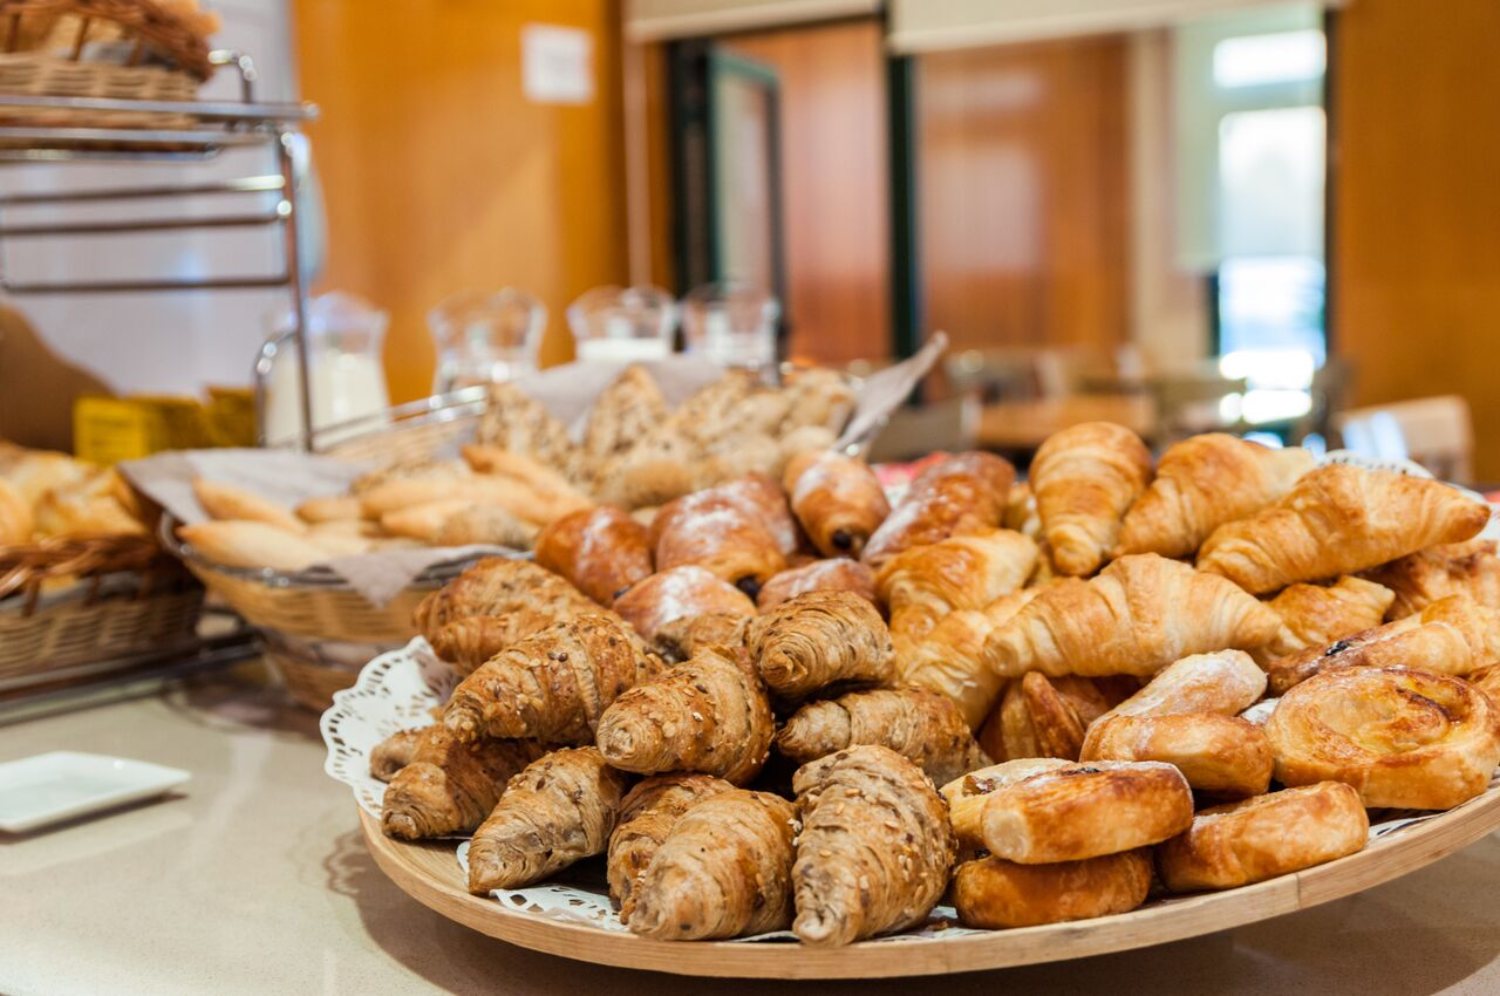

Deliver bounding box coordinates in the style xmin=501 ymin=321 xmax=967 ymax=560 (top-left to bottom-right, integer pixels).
xmin=522 ymin=24 xmax=594 ymax=105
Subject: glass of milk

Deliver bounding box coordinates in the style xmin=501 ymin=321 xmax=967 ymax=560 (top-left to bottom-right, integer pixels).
xmin=260 ymin=292 xmax=391 ymax=448
xmin=566 ymin=285 xmax=677 ymax=364
xmin=680 ymin=283 xmax=779 ymax=372
xmin=428 ymin=288 xmax=547 ymax=392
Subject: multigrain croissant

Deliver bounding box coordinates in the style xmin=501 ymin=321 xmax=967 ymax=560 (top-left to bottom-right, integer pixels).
xmin=792 ymin=746 xmax=955 ymax=946
xmin=1197 ymin=464 xmax=1491 ymax=594
xmin=1115 ymin=435 xmax=1313 ymax=558
xmin=899 ymin=588 xmax=1045 ymax=729
xmin=1030 ymin=421 xmax=1152 ymax=576
xmin=369 ymin=728 xmax=425 ymax=782
xmin=1266 ymin=666 xmax=1500 ymax=809
xmin=380 ymin=728 xmax=544 ymax=840
xmin=534 ymin=505 xmax=654 ymax=607
xmin=861 ymin=452 xmax=1014 ymax=569
xmin=756 ymin=558 xmax=877 ymax=609
xmin=745 ymin=590 xmax=894 ymax=700
xmin=776 ymin=687 xmax=989 ymax=784
xmin=607 ymin=774 xmax=735 ymax=922
xmin=984 ymin=555 xmax=1280 ymax=678
xmin=1255 ymin=576 xmax=1396 ymax=663
xmin=876 ymin=528 xmax=1038 ymax=646
xmin=1363 ymin=539 xmax=1500 ymax=619
xmin=1265 ymin=593 xmax=1500 ymax=694
xmin=783 ymin=450 xmax=891 ymax=558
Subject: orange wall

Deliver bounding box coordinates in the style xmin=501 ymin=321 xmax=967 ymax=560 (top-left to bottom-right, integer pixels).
xmin=1332 ymin=0 xmax=1500 ymax=478
xmin=293 ymin=0 xmax=628 ymax=403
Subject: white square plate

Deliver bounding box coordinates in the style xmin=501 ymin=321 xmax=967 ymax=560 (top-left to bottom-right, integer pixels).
xmin=0 ymin=751 xmax=190 ymax=833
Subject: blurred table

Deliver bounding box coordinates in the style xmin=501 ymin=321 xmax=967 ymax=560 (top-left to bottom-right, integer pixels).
xmin=979 ymin=395 xmax=1157 ymax=451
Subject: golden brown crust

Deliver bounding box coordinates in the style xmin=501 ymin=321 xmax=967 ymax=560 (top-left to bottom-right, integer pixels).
xmin=414 ymin=557 xmax=595 ymax=670
xmin=1087 ymin=649 xmax=1268 ymax=725
xmin=1031 ymin=421 xmax=1153 ymax=576
xmin=783 ymin=451 xmax=891 ymax=558
xmin=192 ymin=479 xmax=305 ymax=533
xmin=628 ymin=790 xmax=798 ymax=940
xmin=608 ymin=774 xmax=736 ymax=921
xmin=1266 ymin=666 xmax=1500 ymax=809
xmin=1198 ymin=464 xmax=1492 ymax=594
xmin=1468 ymin=663 xmax=1500 ymax=708
xmin=475 ymin=381 xmax=583 ymax=483
xmin=534 ymin=506 xmax=654 ymax=607
xmin=369 ymin=727 xmax=426 ymax=782
xmin=1116 ymin=435 xmax=1313 ymax=559
xmin=177 ymin=520 xmax=324 ymax=571
xmin=940 ymin=758 xmax=1073 ymax=851
xmin=901 ymin=589 xmax=1046 ymax=730
xmin=1363 ymin=539 xmax=1500 ymax=619
xmin=595 ymin=647 xmax=775 ymax=785
xmin=757 ymin=558 xmax=878 ymax=609
xmin=1081 ymin=713 xmax=1273 ymax=797
xmin=981 ymin=672 xmax=1136 ymax=763
xmin=979 ymin=761 xmax=1194 ymax=864
xmin=651 ymin=482 xmax=789 ymax=598
xmin=443 ymin=613 xmax=664 ymax=744
xmin=984 ymin=555 xmax=1280 ymax=679
xmin=611 ymin=565 xmax=757 ymax=650
xmin=792 ymin=745 xmax=956 ymax=947
xmin=380 ymin=728 xmax=545 ymax=840
xmin=861 ymin=452 xmax=1014 ymax=569
xmin=1265 ymin=593 xmax=1500 ymax=695
xmin=876 ymin=528 xmax=1039 ymax=645
xmin=746 ymin=590 xmax=895 ymax=699
xmin=953 ymin=849 xmax=1153 ymax=929
xmin=1256 ymin=576 xmax=1396 ymax=663
xmin=1157 ymin=783 xmax=1369 ymax=892
xmin=432 ymin=504 xmax=539 ymax=549
xmin=776 ymin=687 xmax=989 ymax=785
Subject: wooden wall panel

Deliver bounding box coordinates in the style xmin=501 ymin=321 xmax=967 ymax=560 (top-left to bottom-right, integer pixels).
xmin=1332 ymin=0 xmax=1500 ymax=480
xmin=292 ymin=0 xmax=627 ymax=403
xmin=722 ymin=20 xmax=891 ymax=366
xmin=917 ymin=36 xmax=1130 ymax=356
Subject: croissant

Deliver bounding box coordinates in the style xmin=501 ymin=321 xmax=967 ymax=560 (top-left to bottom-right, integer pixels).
xmin=595 ymin=647 xmax=775 ymax=785
xmin=1363 ymin=539 xmax=1500 ymax=619
xmin=861 ymin=451 xmax=1014 ymax=569
xmin=467 ymin=747 xmax=630 ymax=894
xmin=1115 ymin=435 xmax=1314 ymax=558
xmin=1157 ymin=783 xmax=1368 ymax=893
xmin=611 ymin=565 xmax=756 ymax=658
xmin=534 ymin=505 xmax=654 ymax=607
xmin=1266 ymin=665 xmax=1500 ymax=809
xmin=1003 ymin=481 xmax=1040 ymax=539
xmin=979 ymin=671 xmax=1136 ymax=763
xmin=1255 ymin=576 xmax=1396 ymax=663
xmin=756 ymin=558 xmax=877 ymax=609
xmin=1081 ymin=713 xmax=1274 ymax=797
xmin=652 ymin=491 xmax=787 ymax=598
xmin=1265 ymin=593 xmax=1500 ymax=694
xmin=746 ymin=590 xmax=894 ymax=700
xmin=775 ymin=687 xmax=989 ymax=785
xmin=380 ymin=728 xmax=544 ymax=840
xmin=1030 ymin=421 xmax=1152 ymax=576
xmin=369 ymin=727 xmax=425 ymax=782
xmin=628 ymin=789 xmax=798 ymax=940
xmin=783 ymin=451 xmax=890 ymax=558
xmin=791 ymin=745 xmax=955 ymax=946
xmin=1197 ymin=464 xmax=1491 ymax=594
xmin=876 ymin=528 xmax=1039 ymax=645
xmin=413 ymin=557 xmax=595 ymax=671
xmin=984 ymin=555 xmax=1280 ymax=678
xmin=899 ymin=588 xmax=1045 ymax=729
xmin=443 ymin=613 xmax=665 ymax=744
xmin=607 ymin=774 xmax=735 ymax=922
xmin=953 ymin=850 xmax=1153 ymax=929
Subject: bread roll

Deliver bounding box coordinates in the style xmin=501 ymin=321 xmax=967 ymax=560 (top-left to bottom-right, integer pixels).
xmin=953 ymin=849 xmax=1153 ymax=929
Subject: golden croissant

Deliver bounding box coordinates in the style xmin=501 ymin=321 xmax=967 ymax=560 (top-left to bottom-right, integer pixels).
xmin=1197 ymin=464 xmax=1491 ymax=594
xmin=1363 ymin=538 xmax=1500 ymax=619
xmin=1255 ymin=576 xmax=1395 ymax=664
xmin=876 ymin=528 xmax=1038 ymax=646
xmin=899 ymin=588 xmax=1044 ymax=729
xmin=1030 ymin=421 xmax=1152 ymax=576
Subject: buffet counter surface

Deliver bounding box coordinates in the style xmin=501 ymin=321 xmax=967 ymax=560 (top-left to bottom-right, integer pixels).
xmin=6 ymin=666 xmax=1500 ymax=996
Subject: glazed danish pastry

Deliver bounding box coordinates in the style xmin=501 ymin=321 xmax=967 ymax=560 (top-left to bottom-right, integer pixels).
xmin=952 ymin=849 xmax=1153 ymax=929
xmin=941 ymin=757 xmax=1072 ymax=850
xmin=1265 ymin=666 xmax=1500 ymax=809
xmin=1157 ymin=782 xmax=1369 ymax=892
xmin=783 ymin=450 xmax=891 ymax=558
xmin=1081 ymin=713 xmax=1273 ymax=797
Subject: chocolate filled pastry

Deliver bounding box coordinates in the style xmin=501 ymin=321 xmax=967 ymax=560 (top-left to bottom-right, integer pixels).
xmin=745 ymin=590 xmax=895 ymax=699
xmin=612 ymin=565 xmax=756 ymax=657
xmin=876 ymin=528 xmax=1038 ymax=646
xmin=984 ymin=555 xmax=1280 ymax=679
xmin=861 ymin=451 xmax=1014 ymax=569
xmin=1265 ymin=593 xmax=1500 ymax=695
xmin=1030 ymin=421 xmax=1153 ymax=576
xmin=1266 ymin=665 xmax=1500 ymax=809
xmin=534 ymin=505 xmax=654 ymax=607
xmin=782 ymin=450 xmax=890 ymax=558
xmin=1255 ymin=576 xmax=1396 ymax=664
xmin=1157 ymin=782 xmax=1369 ymax=893
xmin=953 ymin=849 xmax=1154 ymax=929
xmin=1197 ymin=464 xmax=1491 ymax=594
xmin=1081 ymin=713 xmax=1274 ymax=797
xmin=651 ymin=483 xmax=789 ymax=597
xmin=976 ymin=760 xmax=1194 ymax=864
xmin=756 ymin=558 xmax=877 ymax=609
xmin=1363 ymin=539 xmax=1500 ymax=619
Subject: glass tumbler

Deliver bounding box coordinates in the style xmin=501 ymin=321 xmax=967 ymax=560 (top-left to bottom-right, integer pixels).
xmin=680 ymin=283 xmax=779 ymax=371
xmin=428 ymin=288 xmax=546 ymax=393
xmin=566 ymin=285 xmax=677 ymax=363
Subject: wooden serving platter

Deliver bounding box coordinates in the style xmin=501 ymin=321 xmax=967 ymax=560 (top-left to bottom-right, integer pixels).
xmin=357 ymin=783 xmax=1500 ymax=979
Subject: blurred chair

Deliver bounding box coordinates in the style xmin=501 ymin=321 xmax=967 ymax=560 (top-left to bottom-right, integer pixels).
xmin=867 ymin=396 xmax=980 ymax=463
xmin=1334 ymin=395 xmax=1474 ymax=482
xmin=1286 ymin=357 xmax=1355 ymax=447
xmin=1148 ymin=370 xmax=1250 ymax=442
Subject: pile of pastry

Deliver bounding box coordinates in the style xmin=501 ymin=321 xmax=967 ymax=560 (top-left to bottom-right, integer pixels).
xmin=368 ymin=423 xmax=1500 ymax=946
xmin=180 ymin=365 xmax=854 ymax=572
xmin=0 ymin=442 xmax=146 ymax=548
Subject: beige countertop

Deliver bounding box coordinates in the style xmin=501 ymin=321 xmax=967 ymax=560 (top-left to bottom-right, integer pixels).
xmin=6 ymin=667 xmax=1500 ymax=996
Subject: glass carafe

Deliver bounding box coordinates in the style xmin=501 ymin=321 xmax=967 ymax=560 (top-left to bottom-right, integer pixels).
xmin=680 ymin=282 xmax=779 ymax=372
xmin=428 ymin=288 xmax=546 ymax=393
xmin=566 ymin=285 xmax=677 ymax=363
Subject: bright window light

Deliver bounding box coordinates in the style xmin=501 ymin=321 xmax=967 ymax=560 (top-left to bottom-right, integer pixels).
xmin=1219 ymin=348 xmax=1316 ymax=391
xmin=1214 ymin=30 xmax=1325 ymax=89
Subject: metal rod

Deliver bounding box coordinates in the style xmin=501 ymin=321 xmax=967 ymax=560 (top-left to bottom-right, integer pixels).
xmin=0 ymin=209 xmax=287 ymax=238
xmin=0 ymin=176 xmax=285 ymax=206
xmin=2 ymin=274 xmax=294 ymax=294
xmin=0 ymin=124 xmax=276 ymax=146
xmin=0 ymin=93 xmax=316 ymax=121
xmin=276 ymin=128 xmax=315 ymax=452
